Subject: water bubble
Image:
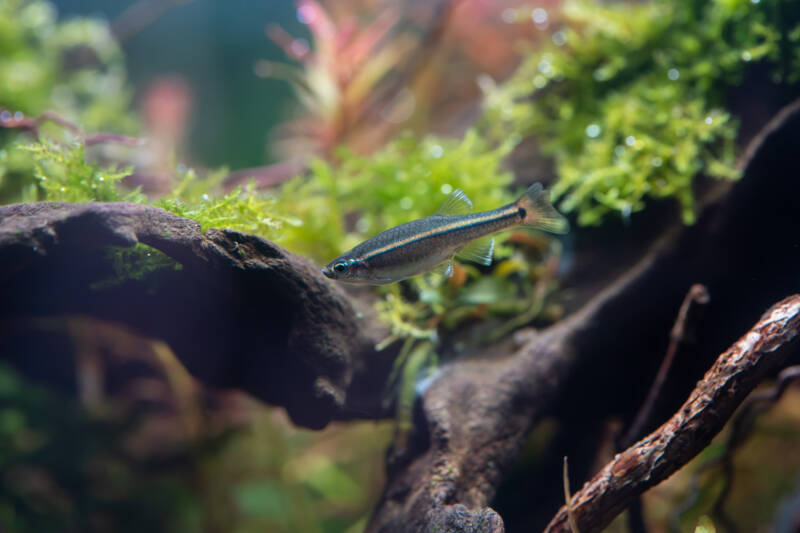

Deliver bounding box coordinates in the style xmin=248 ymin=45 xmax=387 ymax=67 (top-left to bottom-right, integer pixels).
xmin=532 ymin=8 xmax=548 ymax=25
xmin=440 ymin=183 xmax=453 ymax=195
xmin=98 ymin=177 xmax=104 ymax=181
xmin=202 ymin=193 xmax=209 ymax=201
xmin=705 ymin=116 xmax=713 ymax=125
xmin=296 ymin=3 xmax=316 ymax=24
xmin=751 ymin=0 xmax=760 ymax=3
xmin=501 ymin=8 xmax=517 ymax=23
xmin=741 ymin=51 xmax=752 ymax=62
xmin=667 ymin=68 xmax=680 ymax=81
xmin=429 ymin=144 xmax=444 ymax=158
xmin=615 ymin=145 xmax=626 ymax=157
xmin=533 ymin=75 xmax=547 ymax=89
xmin=625 ymin=135 xmax=636 ymax=147
xmin=585 ymin=124 xmax=601 ymax=138
xmin=651 ymin=156 xmax=663 ymax=167
xmin=400 ymin=197 xmax=413 ymax=210
xmin=552 ymin=31 xmax=567 ymax=47
xmin=13 ymin=111 xmax=23 ymax=121
xmin=0 ymin=110 xmax=10 ymax=122
xmin=538 ymin=59 xmax=551 ymax=75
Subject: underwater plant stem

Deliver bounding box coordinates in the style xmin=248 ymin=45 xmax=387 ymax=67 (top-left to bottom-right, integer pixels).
xmin=543 ymin=295 xmax=800 ymax=533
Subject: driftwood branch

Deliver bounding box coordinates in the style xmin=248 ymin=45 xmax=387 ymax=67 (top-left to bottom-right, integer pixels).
xmin=618 ymin=283 xmax=709 ymax=533
xmin=544 ymin=295 xmax=800 ymax=533
xmin=0 ymin=202 xmax=390 ymax=428
xmin=365 ymin=98 xmax=800 ymax=532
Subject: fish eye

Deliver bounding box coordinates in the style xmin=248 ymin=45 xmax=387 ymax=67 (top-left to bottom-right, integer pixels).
xmin=333 ymin=262 xmax=348 ymax=273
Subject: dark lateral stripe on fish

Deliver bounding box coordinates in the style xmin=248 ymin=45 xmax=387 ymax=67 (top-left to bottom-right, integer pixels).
xmin=358 ymin=205 xmax=520 ymax=261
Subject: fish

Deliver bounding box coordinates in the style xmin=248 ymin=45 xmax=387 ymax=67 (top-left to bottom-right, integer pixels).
xmin=321 ymin=183 xmax=568 ymax=285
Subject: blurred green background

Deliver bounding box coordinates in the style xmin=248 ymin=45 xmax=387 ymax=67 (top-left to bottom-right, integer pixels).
xmin=56 ymin=0 xmax=303 ymax=169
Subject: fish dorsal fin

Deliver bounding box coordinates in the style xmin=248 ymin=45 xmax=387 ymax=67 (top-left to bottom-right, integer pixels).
xmin=435 ymin=189 xmax=473 ymax=217
xmin=456 ymin=237 xmax=494 ymax=266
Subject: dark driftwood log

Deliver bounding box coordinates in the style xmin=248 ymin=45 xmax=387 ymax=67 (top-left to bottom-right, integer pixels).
xmin=0 ymin=202 xmax=389 ymax=429
xmin=545 ymin=295 xmax=800 ymax=533
xmin=365 ymin=99 xmax=800 ymax=533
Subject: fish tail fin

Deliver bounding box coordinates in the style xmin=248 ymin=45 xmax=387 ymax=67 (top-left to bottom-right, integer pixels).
xmin=516 ymin=183 xmax=569 ymax=234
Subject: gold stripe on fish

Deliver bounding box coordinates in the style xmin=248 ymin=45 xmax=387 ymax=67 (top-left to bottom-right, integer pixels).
xmin=360 ymin=205 xmax=519 ymax=261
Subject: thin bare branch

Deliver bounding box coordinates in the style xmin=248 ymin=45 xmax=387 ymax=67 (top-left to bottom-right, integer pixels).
xmin=620 ymin=283 xmax=710 ymax=448
xmin=543 ymin=295 xmax=800 ymax=533
xmin=0 ymin=108 xmax=146 ymax=147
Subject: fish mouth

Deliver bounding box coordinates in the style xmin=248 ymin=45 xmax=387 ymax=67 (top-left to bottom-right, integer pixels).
xmin=321 ymin=267 xmax=333 ymax=279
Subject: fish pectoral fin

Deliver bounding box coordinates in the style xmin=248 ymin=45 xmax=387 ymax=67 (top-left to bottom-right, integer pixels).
xmin=435 ymin=189 xmax=473 ymax=217
xmin=456 ymin=237 xmax=494 ymax=266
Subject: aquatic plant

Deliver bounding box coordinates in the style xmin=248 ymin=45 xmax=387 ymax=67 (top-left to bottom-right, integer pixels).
xmin=262 ymin=0 xmax=536 ymax=162
xmin=482 ymin=0 xmax=800 ymax=224
xmin=21 ymin=139 xmax=141 ymax=203
xmin=0 ymin=0 xmax=136 ymax=203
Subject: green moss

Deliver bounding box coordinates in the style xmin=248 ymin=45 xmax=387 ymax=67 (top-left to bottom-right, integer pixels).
xmin=156 ymin=180 xmax=285 ymax=237
xmin=91 ymin=244 xmax=183 ymax=290
xmin=482 ymin=0 xmax=800 ymax=224
xmin=21 ymin=139 xmax=142 ymax=202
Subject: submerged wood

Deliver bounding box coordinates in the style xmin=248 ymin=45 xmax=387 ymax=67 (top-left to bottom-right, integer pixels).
xmin=365 ymin=99 xmax=800 ymax=532
xmin=544 ymin=295 xmax=800 ymax=533
xmin=0 ymin=202 xmax=392 ymax=429
xmin=0 ymin=98 xmax=798 ymax=531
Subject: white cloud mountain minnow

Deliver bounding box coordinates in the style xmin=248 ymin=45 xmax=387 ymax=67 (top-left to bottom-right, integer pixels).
xmin=322 ymin=183 xmax=568 ymax=285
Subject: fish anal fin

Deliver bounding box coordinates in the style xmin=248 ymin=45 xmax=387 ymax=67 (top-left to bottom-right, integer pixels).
xmin=433 ymin=260 xmax=454 ymax=277
xmin=456 ymin=237 xmax=494 ymax=266
xmin=435 ymin=189 xmax=473 ymax=217
xmin=425 ymin=259 xmax=454 ymax=283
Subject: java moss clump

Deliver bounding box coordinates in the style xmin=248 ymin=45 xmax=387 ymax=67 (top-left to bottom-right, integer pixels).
xmin=482 ymin=0 xmax=800 ymax=224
